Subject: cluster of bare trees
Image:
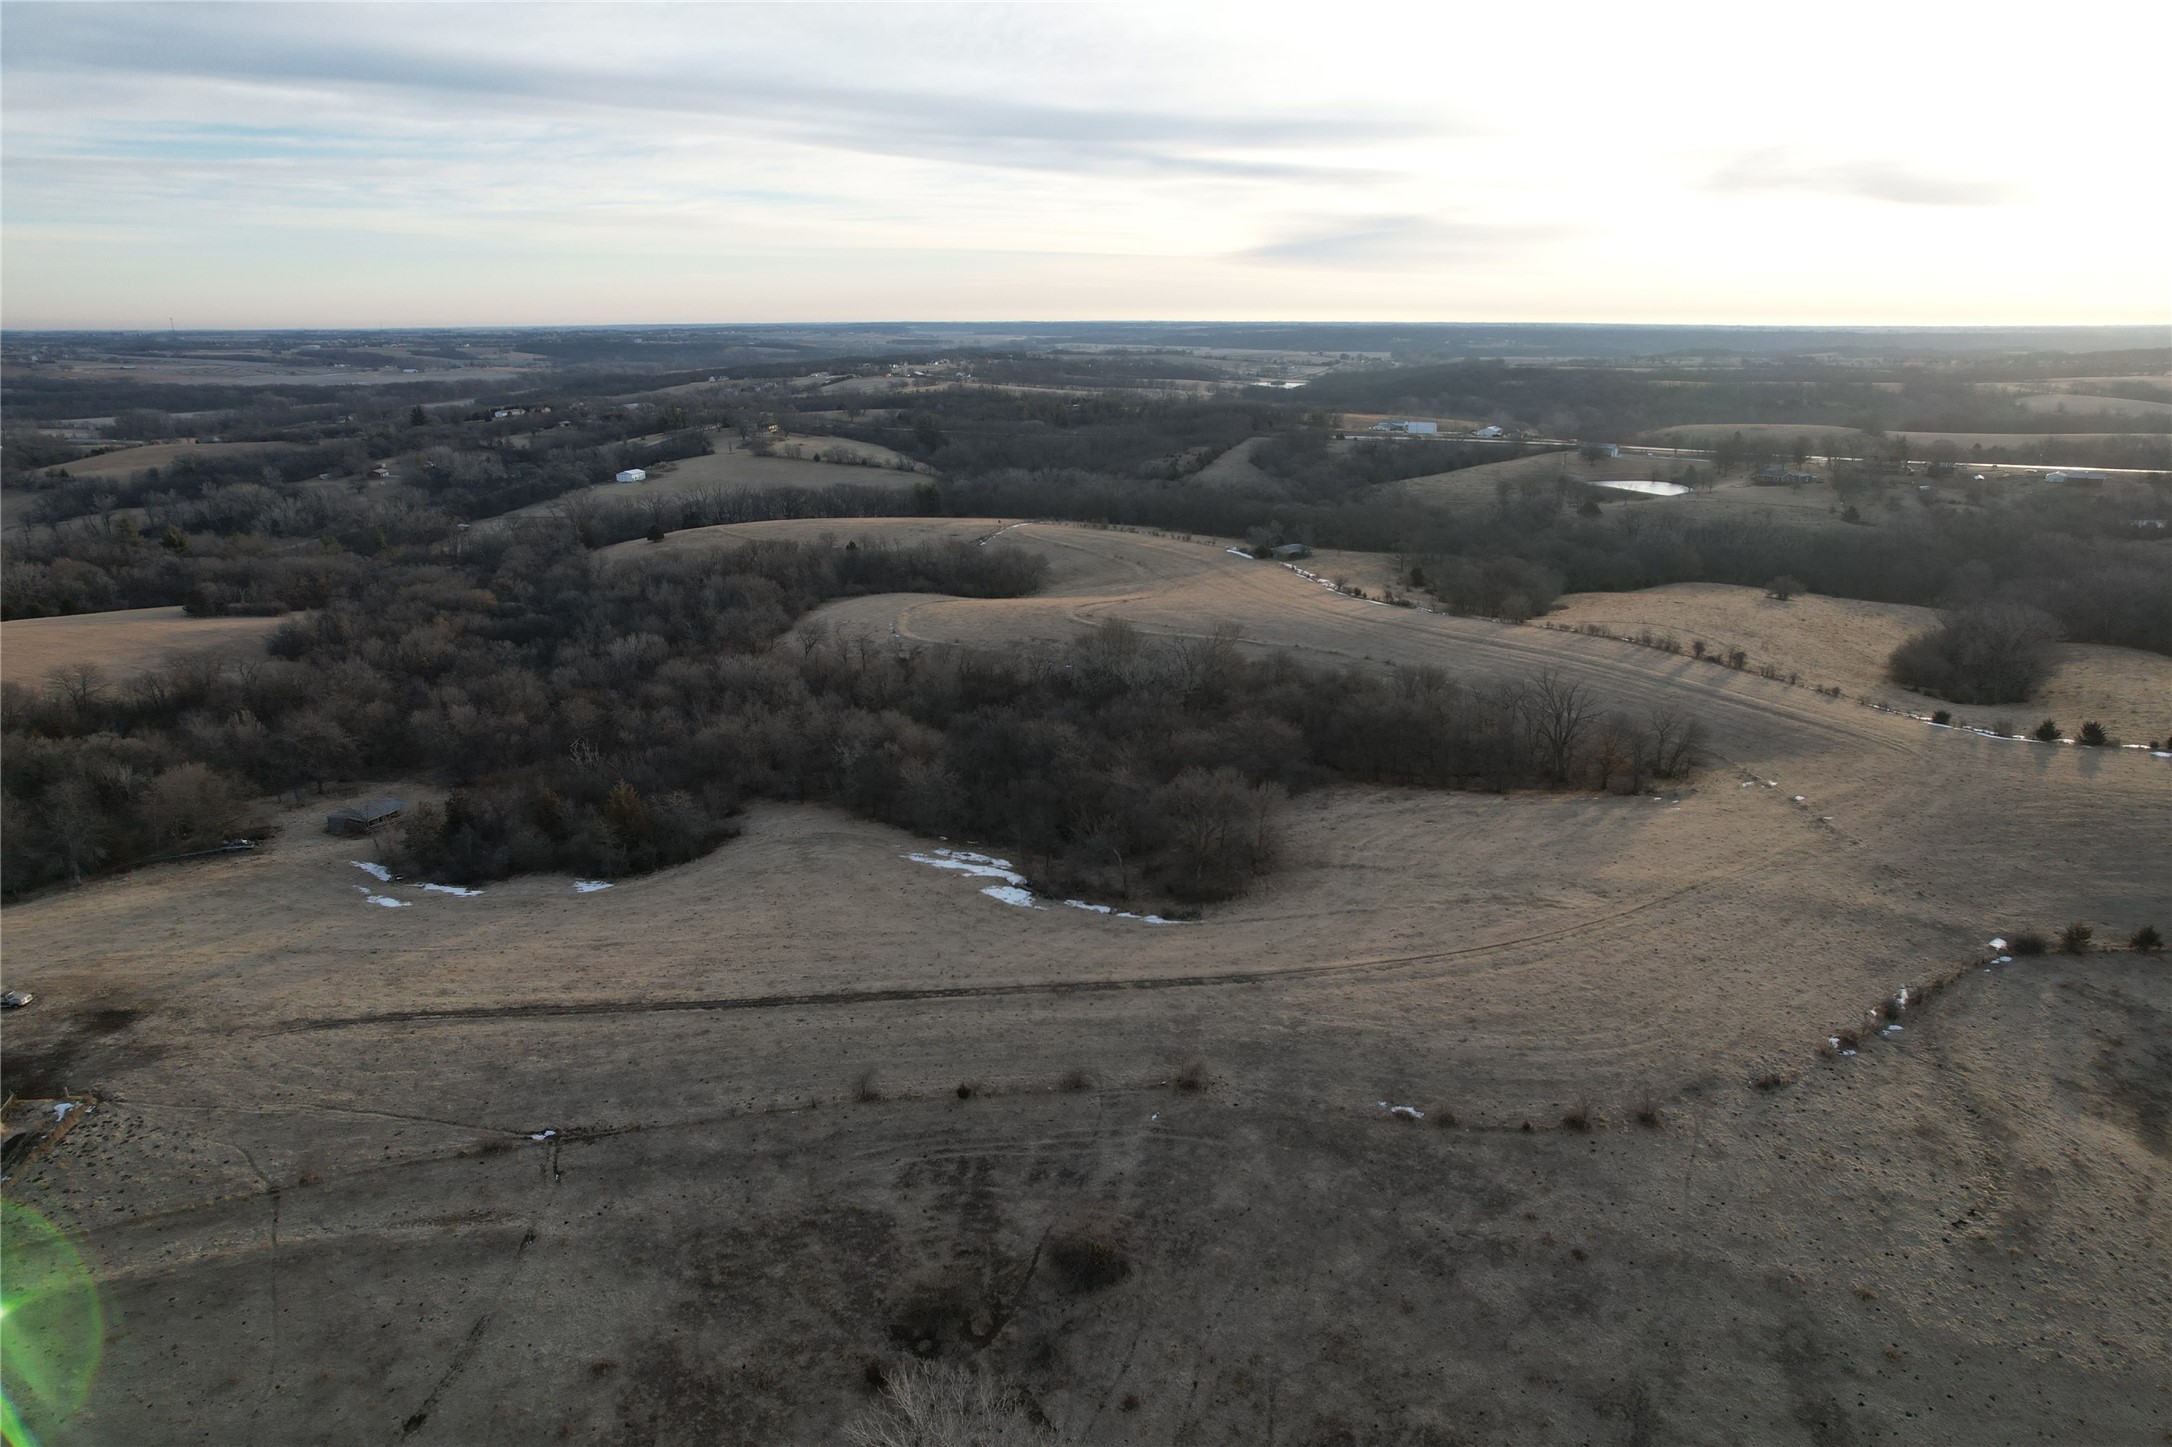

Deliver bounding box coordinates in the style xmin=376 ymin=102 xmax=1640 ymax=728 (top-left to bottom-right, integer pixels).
xmin=1888 ymin=603 xmax=2062 ymax=704
xmin=3 ymin=534 xmax=1707 ymax=903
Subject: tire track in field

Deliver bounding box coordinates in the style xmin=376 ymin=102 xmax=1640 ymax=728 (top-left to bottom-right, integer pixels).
xmin=280 ymin=838 xmax=1803 ymax=1034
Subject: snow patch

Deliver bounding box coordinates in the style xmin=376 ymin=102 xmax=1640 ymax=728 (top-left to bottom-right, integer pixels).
xmin=907 ymin=849 xmax=1026 ymax=886
xmin=1225 ymin=547 xmax=1255 ymax=558
xmin=907 ymin=850 xmax=1186 ymax=922
xmin=422 ymin=883 xmax=483 ymax=896
xmin=51 ymin=1102 xmax=78 ymax=1122
xmin=1988 ymin=937 xmax=2007 ymax=951
xmin=1378 ymin=1102 xmax=1426 ymax=1120
xmin=350 ymin=861 xmax=392 ymax=881
xmin=572 ymin=880 xmax=612 ymax=893
xmin=529 ymin=1130 xmax=556 ymax=1141
xmin=362 ymin=893 xmax=409 ymax=908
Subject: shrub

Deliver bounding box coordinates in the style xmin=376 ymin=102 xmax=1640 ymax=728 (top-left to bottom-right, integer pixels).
xmin=1560 ymin=1097 xmax=1596 ymax=1132
xmin=1753 ymin=1070 xmax=1797 ymax=1089
xmin=844 ymin=1361 xmax=1054 ymax=1447
xmin=854 ymin=1070 xmax=884 ymax=1104
xmin=2059 ymin=921 xmax=2094 ymax=954
xmin=1766 ymin=574 xmax=1804 ymax=601
xmin=2034 ymin=720 xmax=2062 ymax=742
xmin=2131 ymin=925 xmax=2164 ymax=953
xmin=1888 ymin=604 xmax=2061 ymax=704
xmin=1170 ymin=1059 xmax=1208 ymax=1093
xmin=2009 ymin=931 xmax=2047 ymax=956
xmin=1631 ymin=1091 xmax=1662 ymax=1128
xmin=1057 ymin=1068 xmax=1094 ymax=1092
xmin=2078 ymin=721 xmax=2108 ymax=746
xmin=1931 ymin=710 xmax=1951 ymax=726
xmin=954 ymin=1081 xmax=977 ymax=1100
xmin=1046 ymin=1228 xmax=1131 ymax=1294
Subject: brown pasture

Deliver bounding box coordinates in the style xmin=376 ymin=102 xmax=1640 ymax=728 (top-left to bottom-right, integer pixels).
xmin=3 ymin=521 xmax=2167 ymax=1444
xmin=34 ymin=439 xmax=298 ymax=481
xmin=0 ymin=606 xmax=284 ymax=688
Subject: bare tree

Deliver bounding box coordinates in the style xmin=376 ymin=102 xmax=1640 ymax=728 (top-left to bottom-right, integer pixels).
xmin=44 ymin=662 xmax=107 ymax=714
xmin=1520 ymin=671 xmax=1598 ymax=785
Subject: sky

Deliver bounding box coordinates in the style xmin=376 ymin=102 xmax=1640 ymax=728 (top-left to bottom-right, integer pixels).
xmin=4 ymin=0 xmax=2169 ymax=330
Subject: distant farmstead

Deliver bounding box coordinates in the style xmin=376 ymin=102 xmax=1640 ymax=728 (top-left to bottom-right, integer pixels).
xmin=1369 ymin=419 xmax=1438 ymax=435
xmin=614 ymin=468 xmax=648 ymax=484
xmin=325 ymin=798 xmax=408 ymax=837
xmin=1471 ymin=425 xmax=1504 ymax=439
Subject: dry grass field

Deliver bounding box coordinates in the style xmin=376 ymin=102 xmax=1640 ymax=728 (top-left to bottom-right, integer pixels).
xmin=0 ymin=606 xmax=285 ymax=688
xmin=5 ymin=522 xmax=2168 ymax=1444
xmin=2006 ymin=390 xmax=2172 ymax=420
xmin=1639 ymin=422 xmax=2164 ymax=460
xmin=31 ymin=439 xmax=298 ymax=481
xmin=1543 ymin=582 xmax=2172 ymax=743
xmin=491 ymin=439 xmax=914 ymax=523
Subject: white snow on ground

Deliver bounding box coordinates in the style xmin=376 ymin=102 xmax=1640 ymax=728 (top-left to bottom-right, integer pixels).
xmin=905 ymin=849 xmax=1188 ymax=921
xmin=362 ymin=893 xmax=409 ymax=908
xmin=1989 ymin=937 xmax=2007 ymax=951
xmin=978 ymin=522 xmax=1028 ymax=547
xmin=1225 ymin=547 xmax=1255 ymax=558
xmin=51 ymin=1102 xmax=78 ymax=1122
xmin=1593 ymin=478 xmax=1689 ymax=496
xmin=422 ymin=883 xmax=483 ymax=896
xmin=573 ymin=880 xmax=612 ymax=892
xmin=1379 ymin=1102 xmax=1426 ymax=1120
xmin=1063 ymin=899 xmax=1185 ymax=924
xmin=906 ymin=849 xmax=1027 ymax=885
xmin=1878 ymin=702 xmax=2172 ymax=753
xmin=350 ymin=861 xmax=392 ymax=881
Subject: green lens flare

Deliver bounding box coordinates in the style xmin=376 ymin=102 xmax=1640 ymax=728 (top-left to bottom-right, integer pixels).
xmin=2 ymin=1200 xmax=105 ymax=1447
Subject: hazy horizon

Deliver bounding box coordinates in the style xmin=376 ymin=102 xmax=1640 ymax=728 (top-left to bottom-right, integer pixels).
xmin=4 ymin=1 xmax=2168 ymax=331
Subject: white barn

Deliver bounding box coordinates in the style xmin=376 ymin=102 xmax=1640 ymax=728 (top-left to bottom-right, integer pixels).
xmin=614 ymin=468 xmax=648 ymax=484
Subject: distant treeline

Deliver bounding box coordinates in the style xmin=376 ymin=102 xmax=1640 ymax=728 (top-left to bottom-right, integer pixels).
xmin=2 ymin=535 xmax=1701 ymax=902
xmin=1296 ymin=361 xmax=2172 ymax=445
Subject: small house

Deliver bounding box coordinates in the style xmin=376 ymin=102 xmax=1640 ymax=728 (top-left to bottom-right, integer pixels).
xmin=614 ymin=468 xmax=648 ymax=484
xmin=325 ymin=798 xmax=408 ymax=837
xmin=1472 ymin=425 xmax=1504 ymax=439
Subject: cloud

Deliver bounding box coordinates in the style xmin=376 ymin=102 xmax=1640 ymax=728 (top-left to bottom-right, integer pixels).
xmin=1 ymin=5 xmax=1448 ymax=186
xmin=1705 ymin=148 xmax=2015 ymax=207
xmin=1240 ymin=215 xmax=1562 ymax=268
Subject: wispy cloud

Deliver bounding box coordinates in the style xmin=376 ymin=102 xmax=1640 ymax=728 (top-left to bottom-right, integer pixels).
xmin=1705 ymin=148 xmax=2015 ymax=207
xmin=1241 ymin=215 xmax=1563 ymax=268
xmin=3 ymin=5 xmax=1446 ymax=186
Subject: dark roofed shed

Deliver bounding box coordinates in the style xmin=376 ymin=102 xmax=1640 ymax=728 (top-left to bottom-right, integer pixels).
xmin=326 ymin=798 xmax=408 ymax=837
